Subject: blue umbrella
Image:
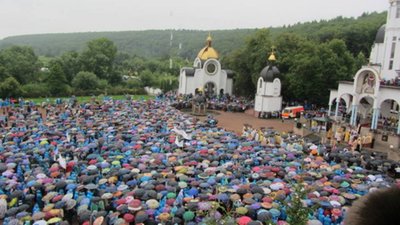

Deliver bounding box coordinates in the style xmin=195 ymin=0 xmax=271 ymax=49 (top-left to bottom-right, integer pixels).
xmin=27 ymin=180 xmax=37 ymax=187
xmin=66 ymin=183 xmax=77 ymax=190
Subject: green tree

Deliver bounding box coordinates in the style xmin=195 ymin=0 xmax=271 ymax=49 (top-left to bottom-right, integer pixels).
xmin=21 ymin=83 xmax=50 ymax=98
xmin=126 ymin=56 xmax=147 ymax=75
xmin=80 ymin=38 xmax=117 ymax=81
xmin=355 ymin=51 xmax=368 ymax=70
xmin=275 ymin=33 xmax=308 ymax=101
xmin=0 ymin=77 xmax=22 ymax=98
xmin=0 ymin=65 xmax=7 ymax=82
xmin=126 ymin=78 xmax=143 ymax=88
xmin=139 ymin=69 xmax=156 ymax=87
xmin=223 ymin=28 xmax=273 ymax=97
xmin=285 ymin=44 xmax=325 ymax=103
xmin=286 ymin=183 xmax=314 ymax=225
xmin=60 ymin=51 xmax=81 ymax=84
xmin=72 ymin=71 xmax=99 ymax=90
xmin=47 ymin=59 xmax=70 ymax=96
xmin=159 ymin=75 xmax=178 ymax=92
xmin=0 ymin=46 xmax=40 ymax=84
xmin=223 ymin=49 xmax=255 ymax=97
xmin=107 ymin=71 xmax=122 ymax=86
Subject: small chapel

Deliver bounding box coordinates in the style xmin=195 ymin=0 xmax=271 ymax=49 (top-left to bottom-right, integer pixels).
xmin=254 ymin=50 xmax=282 ymax=115
xmin=178 ymin=34 xmax=234 ymax=96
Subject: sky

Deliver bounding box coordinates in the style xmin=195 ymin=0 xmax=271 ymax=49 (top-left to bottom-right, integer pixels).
xmin=0 ymin=0 xmax=388 ymax=39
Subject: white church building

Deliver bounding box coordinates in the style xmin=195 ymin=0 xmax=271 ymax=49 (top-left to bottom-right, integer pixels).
xmin=254 ymin=51 xmax=282 ymax=114
xmin=329 ymin=0 xmax=400 ymax=135
xmin=178 ymin=34 xmax=234 ymax=96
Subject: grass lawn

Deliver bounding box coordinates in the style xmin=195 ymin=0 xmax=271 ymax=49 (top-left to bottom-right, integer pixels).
xmin=24 ymin=95 xmax=153 ymax=104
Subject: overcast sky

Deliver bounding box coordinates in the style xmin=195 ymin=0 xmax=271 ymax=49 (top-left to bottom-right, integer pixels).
xmin=0 ymin=0 xmax=388 ymax=39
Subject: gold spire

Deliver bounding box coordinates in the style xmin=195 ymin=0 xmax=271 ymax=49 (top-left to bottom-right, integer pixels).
xmin=207 ymin=32 xmax=212 ymax=43
xmin=197 ymin=33 xmax=219 ymax=60
xmin=268 ymin=46 xmax=276 ymax=62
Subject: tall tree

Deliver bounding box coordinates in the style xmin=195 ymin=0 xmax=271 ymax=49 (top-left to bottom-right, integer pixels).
xmin=47 ymin=59 xmax=69 ymax=96
xmin=80 ymin=38 xmax=117 ymax=81
xmin=223 ymin=28 xmax=273 ymax=97
xmin=0 ymin=46 xmax=40 ymax=84
xmin=60 ymin=51 xmax=81 ymax=84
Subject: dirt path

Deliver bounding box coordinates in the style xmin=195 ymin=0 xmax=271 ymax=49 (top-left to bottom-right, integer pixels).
xmin=208 ymin=109 xmax=294 ymax=134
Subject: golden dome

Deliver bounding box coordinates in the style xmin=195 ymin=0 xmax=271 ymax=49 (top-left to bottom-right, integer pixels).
xmin=268 ymin=52 xmax=276 ymax=61
xmin=197 ymin=33 xmax=219 ymax=60
xmin=268 ymin=46 xmax=276 ymax=62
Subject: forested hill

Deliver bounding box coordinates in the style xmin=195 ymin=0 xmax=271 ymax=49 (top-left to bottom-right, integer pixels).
xmin=0 ymin=30 xmax=254 ymax=59
xmin=0 ymin=11 xmax=386 ymax=58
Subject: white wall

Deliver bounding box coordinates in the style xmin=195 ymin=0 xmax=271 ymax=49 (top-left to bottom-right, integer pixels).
xmin=377 ymin=1 xmax=400 ymax=80
xmin=178 ymin=72 xmax=187 ymax=94
xmin=257 ymin=78 xmax=263 ymax=95
xmin=337 ymin=82 xmax=353 ymax=96
xmin=265 ymin=83 xmax=274 ymax=96
xmin=380 ymin=28 xmax=400 ymax=80
xmin=186 ymin=76 xmax=197 ymax=94
xmin=226 ymin=78 xmax=233 ymax=95
xmin=255 ymin=96 xmax=282 ymax=112
xmin=178 ymin=59 xmax=233 ymax=95
xmin=377 ymin=87 xmax=400 ymax=108
xmin=370 ymin=43 xmax=385 ymax=66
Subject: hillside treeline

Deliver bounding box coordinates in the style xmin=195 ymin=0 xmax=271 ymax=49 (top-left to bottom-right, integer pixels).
xmin=0 ymin=11 xmax=386 ymax=105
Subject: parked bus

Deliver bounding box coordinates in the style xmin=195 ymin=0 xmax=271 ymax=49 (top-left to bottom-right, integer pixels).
xmin=281 ymin=106 xmax=304 ymax=119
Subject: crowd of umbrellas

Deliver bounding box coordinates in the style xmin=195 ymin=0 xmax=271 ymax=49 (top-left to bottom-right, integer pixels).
xmin=168 ymin=94 xmax=253 ymax=113
xmin=0 ymin=98 xmax=398 ymax=225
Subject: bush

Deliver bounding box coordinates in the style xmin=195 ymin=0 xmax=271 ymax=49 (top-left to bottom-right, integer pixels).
xmin=0 ymin=77 xmax=23 ymax=98
xmin=72 ymin=89 xmax=104 ymax=96
xmin=21 ymin=83 xmax=51 ymax=98
xmin=70 ymin=86 xmax=145 ymax=96
xmin=126 ymin=78 xmax=143 ymax=88
xmin=98 ymin=79 xmax=109 ymax=90
xmin=72 ymin=71 xmax=99 ymax=90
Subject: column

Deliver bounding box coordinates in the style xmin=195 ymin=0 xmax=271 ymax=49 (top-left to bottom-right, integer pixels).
xmin=350 ymin=105 xmax=355 ymax=126
xmin=328 ymin=104 xmax=332 ymax=117
xmin=371 ymin=109 xmax=376 ymax=130
xmin=350 ymin=105 xmax=358 ymax=126
xmin=374 ymin=108 xmax=380 ymax=130
xmin=397 ymin=113 xmax=400 ymax=135
xmin=334 ymin=98 xmax=340 ymax=120
xmin=353 ymin=105 xmax=358 ymax=126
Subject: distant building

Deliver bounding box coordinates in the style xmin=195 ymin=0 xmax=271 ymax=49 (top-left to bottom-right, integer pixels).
xmin=178 ymin=34 xmax=234 ymax=96
xmin=329 ymin=0 xmax=400 ymax=134
xmin=254 ymin=50 xmax=282 ymax=115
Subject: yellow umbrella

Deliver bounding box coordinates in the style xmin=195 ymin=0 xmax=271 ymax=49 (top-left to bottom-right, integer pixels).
xmin=8 ymin=198 xmax=17 ymax=207
xmin=111 ymin=161 xmax=120 ymax=166
xmin=47 ymin=217 xmax=62 ymax=224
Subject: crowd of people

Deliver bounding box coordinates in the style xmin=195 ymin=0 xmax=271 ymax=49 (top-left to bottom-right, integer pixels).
xmin=167 ymin=93 xmax=253 ymax=113
xmin=380 ymin=76 xmax=400 ymax=87
xmin=0 ymin=97 xmax=398 ymax=225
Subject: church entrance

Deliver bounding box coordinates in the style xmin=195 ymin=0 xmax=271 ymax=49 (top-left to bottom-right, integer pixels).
xmin=204 ymin=82 xmax=216 ymax=97
xmin=358 ymin=96 xmax=374 ymax=125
